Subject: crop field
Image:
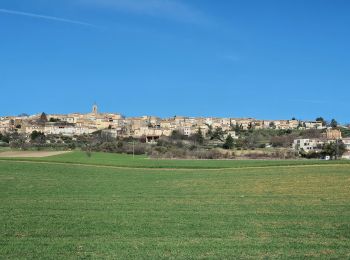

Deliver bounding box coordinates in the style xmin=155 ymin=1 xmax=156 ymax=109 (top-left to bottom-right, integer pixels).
xmin=0 ymin=152 xmax=350 ymax=258
xmin=2 ymin=151 xmax=350 ymax=169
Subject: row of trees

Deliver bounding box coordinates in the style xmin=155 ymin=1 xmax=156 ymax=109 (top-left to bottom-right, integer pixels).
xmin=315 ymin=117 xmax=338 ymax=128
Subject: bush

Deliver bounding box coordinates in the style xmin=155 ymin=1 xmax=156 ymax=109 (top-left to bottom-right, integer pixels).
xmin=150 ymin=147 xmax=234 ymax=160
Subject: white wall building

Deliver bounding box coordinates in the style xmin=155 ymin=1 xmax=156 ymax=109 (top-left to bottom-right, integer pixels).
xmin=44 ymin=125 xmax=96 ymax=136
xmin=293 ymin=138 xmax=325 ymax=153
xmin=341 ymin=138 xmax=350 ymax=151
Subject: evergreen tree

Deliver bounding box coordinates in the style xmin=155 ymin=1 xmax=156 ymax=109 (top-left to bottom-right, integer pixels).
xmin=223 ymin=134 xmax=234 ymax=149
xmin=234 ymin=123 xmax=241 ymax=134
xmin=39 ymin=112 xmax=48 ymax=122
xmin=195 ymin=128 xmax=204 ymax=145
xmin=315 ymin=117 xmax=326 ymax=126
xmin=330 ymin=119 xmax=338 ymax=128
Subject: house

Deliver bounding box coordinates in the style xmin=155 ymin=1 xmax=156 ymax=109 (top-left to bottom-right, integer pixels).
xmin=304 ymin=121 xmax=325 ymax=129
xmin=62 ymin=117 xmax=76 ymax=124
xmin=342 ymin=138 xmax=350 ymax=151
xmin=24 ymin=123 xmax=45 ymax=134
xmin=44 ymin=123 xmax=97 ymax=136
xmin=288 ymin=120 xmax=300 ymax=129
xmin=342 ymin=152 xmax=350 ymax=160
xmin=324 ymin=129 xmax=342 ymax=140
xmin=293 ymin=138 xmax=325 ymax=153
xmin=178 ymin=126 xmax=192 ymax=136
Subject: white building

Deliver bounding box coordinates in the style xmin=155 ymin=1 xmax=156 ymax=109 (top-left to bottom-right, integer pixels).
xmin=293 ymin=138 xmax=325 ymax=153
xmin=44 ymin=125 xmax=97 ymax=136
xmin=341 ymin=138 xmax=350 ymax=151
xmin=342 ymin=152 xmax=350 ymax=160
xmin=224 ymin=130 xmax=238 ymax=139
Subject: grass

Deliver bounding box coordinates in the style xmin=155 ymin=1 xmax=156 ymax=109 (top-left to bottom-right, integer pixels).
xmin=0 ymin=146 xmax=11 ymax=152
xmin=0 ymin=157 xmax=350 ymax=259
xmin=1 ymin=151 xmax=350 ymax=169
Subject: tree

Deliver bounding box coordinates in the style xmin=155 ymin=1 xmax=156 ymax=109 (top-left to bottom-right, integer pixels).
xmin=39 ymin=112 xmax=48 ymax=122
xmin=223 ymin=134 xmax=234 ymax=149
xmin=8 ymin=132 xmax=27 ymax=149
xmin=170 ymin=130 xmax=185 ymax=140
xmin=234 ymin=123 xmax=242 ymax=134
xmin=297 ymin=121 xmax=303 ymax=129
xmin=205 ymin=124 xmax=213 ymax=137
xmin=1 ymin=133 xmax=10 ymax=143
xmin=30 ymin=131 xmax=46 ymax=144
xmin=269 ymin=122 xmax=276 ymax=129
xmin=244 ymin=133 xmax=264 ymax=149
xmin=49 ymin=118 xmax=60 ymax=122
xmin=191 ymin=128 xmax=204 ymax=145
xmin=330 ymin=119 xmax=338 ymax=128
xmin=211 ymin=127 xmax=225 ymax=141
xmin=315 ymin=117 xmax=326 ymax=126
xmin=30 ymin=131 xmax=44 ymax=141
xmin=247 ymin=122 xmax=255 ymax=131
xmin=270 ymin=135 xmax=295 ymax=148
xmin=322 ymin=141 xmax=346 ymax=159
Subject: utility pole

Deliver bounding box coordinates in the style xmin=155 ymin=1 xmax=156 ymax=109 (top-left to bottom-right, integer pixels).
xmin=132 ymin=140 xmax=135 ymax=159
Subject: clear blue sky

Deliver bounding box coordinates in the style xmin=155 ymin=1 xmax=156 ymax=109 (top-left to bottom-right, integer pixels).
xmin=0 ymin=0 xmax=349 ymax=122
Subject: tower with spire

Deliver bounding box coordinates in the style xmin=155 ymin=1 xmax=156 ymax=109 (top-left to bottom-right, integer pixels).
xmin=92 ymin=103 xmax=98 ymax=114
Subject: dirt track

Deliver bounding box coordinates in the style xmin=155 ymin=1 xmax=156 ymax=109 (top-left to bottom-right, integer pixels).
xmin=0 ymin=151 xmax=70 ymax=158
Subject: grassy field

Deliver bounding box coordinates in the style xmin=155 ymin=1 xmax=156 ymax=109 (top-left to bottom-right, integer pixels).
xmin=0 ymin=154 xmax=350 ymax=258
xmin=0 ymin=146 xmax=11 ymax=152
xmin=1 ymin=151 xmax=350 ymax=169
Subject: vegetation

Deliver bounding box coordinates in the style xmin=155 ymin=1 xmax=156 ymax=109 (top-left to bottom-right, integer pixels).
xmin=49 ymin=117 xmax=61 ymax=122
xmin=0 ymin=159 xmax=349 ymax=259
xmin=315 ymin=117 xmax=326 ymax=126
xmin=330 ymin=118 xmax=338 ymax=128
xmin=322 ymin=141 xmax=346 ymax=159
xmin=300 ymin=140 xmax=347 ymax=159
xmin=191 ymin=128 xmax=204 ymax=145
xmin=223 ymin=134 xmax=234 ymax=149
xmin=30 ymin=130 xmax=45 ymax=142
xmin=340 ymin=127 xmax=350 ymax=138
xmin=0 ymin=123 xmax=347 ymax=159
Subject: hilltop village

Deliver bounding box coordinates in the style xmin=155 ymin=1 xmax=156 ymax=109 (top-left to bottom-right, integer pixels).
xmin=0 ymin=104 xmax=335 ymax=138
xmin=1 ymin=105 xmax=349 ymax=159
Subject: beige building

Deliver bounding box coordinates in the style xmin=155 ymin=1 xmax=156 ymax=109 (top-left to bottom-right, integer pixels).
xmin=324 ymin=129 xmax=342 ymax=140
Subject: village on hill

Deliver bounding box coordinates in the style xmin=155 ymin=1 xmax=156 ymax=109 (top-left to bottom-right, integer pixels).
xmin=1 ymin=104 xmax=350 ymax=160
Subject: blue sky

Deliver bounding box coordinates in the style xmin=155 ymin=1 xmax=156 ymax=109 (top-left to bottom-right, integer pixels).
xmin=0 ymin=0 xmax=349 ymax=122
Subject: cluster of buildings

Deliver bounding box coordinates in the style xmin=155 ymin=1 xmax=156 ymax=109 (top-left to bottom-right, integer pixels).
xmin=1 ymin=104 xmax=350 ymax=159
xmin=0 ymin=104 xmax=331 ymax=140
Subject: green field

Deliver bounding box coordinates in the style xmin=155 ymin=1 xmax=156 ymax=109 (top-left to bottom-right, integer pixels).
xmin=1 ymin=153 xmax=350 ymax=258
xmin=2 ymin=151 xmax=350 ymax=169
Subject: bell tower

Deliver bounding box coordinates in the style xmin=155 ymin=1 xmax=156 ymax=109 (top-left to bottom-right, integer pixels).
xmin=92 ymin=103 xmax=98 ymax=114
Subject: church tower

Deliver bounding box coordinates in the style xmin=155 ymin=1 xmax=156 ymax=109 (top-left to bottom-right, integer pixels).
xmin=92 ymin=103 xmax=98 ymax=114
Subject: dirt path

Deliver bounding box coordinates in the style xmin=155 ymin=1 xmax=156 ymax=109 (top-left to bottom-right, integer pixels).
xmin=0 ymin=151 xmax=71 ymax=158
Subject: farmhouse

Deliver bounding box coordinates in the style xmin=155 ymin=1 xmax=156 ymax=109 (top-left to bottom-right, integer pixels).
xmin=293 ymin=138 xmax=325 ymax=153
